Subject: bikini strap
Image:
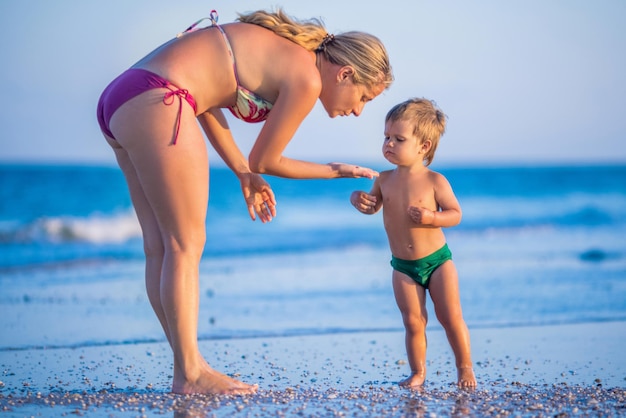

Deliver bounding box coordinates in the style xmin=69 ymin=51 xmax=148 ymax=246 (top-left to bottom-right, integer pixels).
xmin=203 ymin=11 xmax=241 ymax=88
xmin=176 ymin=9 xmax=219 ymax=38
xmin=175 ymin=11 xmax=238 ymax=80
xmin=175 ymin=11 xmax=242 ymax=91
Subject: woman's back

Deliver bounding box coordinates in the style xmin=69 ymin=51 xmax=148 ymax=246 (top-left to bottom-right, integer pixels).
xmin=133 ymin=21 xmax=315 ymax=115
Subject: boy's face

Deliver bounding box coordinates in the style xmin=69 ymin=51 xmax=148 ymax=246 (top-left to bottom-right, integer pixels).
xmin=382 ymin=118 xmax=424 ymax=166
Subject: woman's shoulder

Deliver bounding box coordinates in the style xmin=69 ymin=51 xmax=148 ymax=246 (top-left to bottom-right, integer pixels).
xmin=226 ymin=23 xmax=320 ymax=96
xmin=231 ymin=24 xmax=317 ymax=74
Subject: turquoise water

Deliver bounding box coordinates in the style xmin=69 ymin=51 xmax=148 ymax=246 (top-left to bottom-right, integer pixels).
xmin=1 ymin=164 xmax=625 ymax=349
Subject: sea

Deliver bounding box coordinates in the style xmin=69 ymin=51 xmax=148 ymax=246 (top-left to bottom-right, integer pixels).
xmin=1 ymin=163 xmax=625 ymax=351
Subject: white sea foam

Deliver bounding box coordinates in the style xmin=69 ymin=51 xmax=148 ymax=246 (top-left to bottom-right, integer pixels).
xmin=19 ymin=210 xmax=141 ymax=244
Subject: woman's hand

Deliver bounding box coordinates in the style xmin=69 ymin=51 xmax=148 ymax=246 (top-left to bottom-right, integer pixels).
xmin=329 ymin=163 xmax=379 ymax=179
xmin=239 ymin=173 xmax=277 ymax=223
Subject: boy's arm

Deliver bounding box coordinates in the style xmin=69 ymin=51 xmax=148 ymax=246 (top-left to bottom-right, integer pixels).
xmin=431 ymin=173 xmax=462 ymax=227
xmin=408 ymin=173 xmax=461 ymax=227
xmin=351 ymin=176 xmax=383 ymax=215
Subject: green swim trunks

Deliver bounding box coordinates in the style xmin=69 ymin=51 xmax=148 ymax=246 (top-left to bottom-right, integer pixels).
xmin=390 ymin=244 xmax=452 ymax=289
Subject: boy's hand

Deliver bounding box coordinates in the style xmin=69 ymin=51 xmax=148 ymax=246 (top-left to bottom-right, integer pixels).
xmin=240 ymin=173 xmax=277 ymax=223
xmin=407 ymin=206 xmax=435 ymax=225
xmin=351 ymin=191 xmax=378 ymax=214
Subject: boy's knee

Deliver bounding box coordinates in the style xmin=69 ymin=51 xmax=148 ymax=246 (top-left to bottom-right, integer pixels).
xmin=403 ymin=312 xmax=428 ymax=332
xmin=437 ymin=311 xmax=464 ymax=330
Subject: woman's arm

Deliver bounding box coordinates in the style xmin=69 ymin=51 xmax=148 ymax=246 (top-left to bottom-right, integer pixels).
xmin=197 ymin=108 xmax=250 ymax=176
xmin=248 ymin=68 xmax=377 ymax=180
xmin=198 ymin=109 xmax=276 ymax=222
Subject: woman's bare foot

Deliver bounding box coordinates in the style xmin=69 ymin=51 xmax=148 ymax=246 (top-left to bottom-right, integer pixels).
xmin=398 ymin=371 xmax=426 ymax=389
xmin=172 ymin=362 xmax=258 ymax=395
xmin=457 ymin=366 xmax=476 ymax=388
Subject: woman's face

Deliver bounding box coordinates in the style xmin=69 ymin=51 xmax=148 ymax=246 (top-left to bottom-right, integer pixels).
xmin=319 ymin=66 xmax=385 ymax=118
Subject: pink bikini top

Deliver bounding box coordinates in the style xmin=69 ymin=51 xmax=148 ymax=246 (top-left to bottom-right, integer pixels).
xmin=179 ymin=10 xmax=274 ymax=123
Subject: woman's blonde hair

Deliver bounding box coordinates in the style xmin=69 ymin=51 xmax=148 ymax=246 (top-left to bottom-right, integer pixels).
xmin=237 ymin=9 xmax=393 ymax=90
xmin=386 ymin=98 xmax=447 ymax=166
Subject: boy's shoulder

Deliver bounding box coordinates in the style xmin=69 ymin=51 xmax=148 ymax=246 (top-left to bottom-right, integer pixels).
xmin=427 ymin=169 xmax=450 ymax=181
xmin=426 ymin=168 xmax=443 ymax=178
xmin=378 ymin=167 xmax=448 ymax=182
xmin=377 ymin=169 xmax=395 ymax=182
xmin=426 ymin=169 xmax=454 ymax=190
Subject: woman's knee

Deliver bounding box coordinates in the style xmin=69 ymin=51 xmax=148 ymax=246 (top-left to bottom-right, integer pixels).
xmin=144 ymin=239 xmax=165 ymax=261
xmin=163 ymin=229 xmax=206 ymax=259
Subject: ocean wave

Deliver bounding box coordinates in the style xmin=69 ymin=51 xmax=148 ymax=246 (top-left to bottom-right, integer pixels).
xmin=0 ymin=210 xmax=141 ymax=244
xmin=459 ymin=193 xmax=626 ymax=229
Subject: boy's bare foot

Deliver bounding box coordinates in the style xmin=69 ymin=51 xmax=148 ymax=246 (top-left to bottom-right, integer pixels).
xmin=457 ymin=366 xmax=476 ymax=388
xmin=172 ymin=362 xmax=258 ymax=395
xmin=398 ymin=371 xmax=426 ymax=389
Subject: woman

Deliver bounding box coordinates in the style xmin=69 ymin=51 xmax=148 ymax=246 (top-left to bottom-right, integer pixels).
xmin=97 ymin=8 xmax=393 ymax=395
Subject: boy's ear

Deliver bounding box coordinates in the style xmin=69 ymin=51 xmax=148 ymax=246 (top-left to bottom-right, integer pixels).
xmin=420 ymin=140 xmax=433 ymax=153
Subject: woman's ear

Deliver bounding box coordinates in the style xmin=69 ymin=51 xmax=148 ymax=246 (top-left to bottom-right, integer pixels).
xmin=337 ymin=66 xmax=355 ymax=82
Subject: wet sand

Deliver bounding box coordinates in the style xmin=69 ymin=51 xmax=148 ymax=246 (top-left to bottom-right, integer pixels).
xmin=1 ymin=321 xmax=625 ymax=417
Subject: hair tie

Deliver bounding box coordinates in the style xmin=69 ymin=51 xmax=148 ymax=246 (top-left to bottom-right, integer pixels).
xmin=316 ymin=33 xmax=335 ymax=51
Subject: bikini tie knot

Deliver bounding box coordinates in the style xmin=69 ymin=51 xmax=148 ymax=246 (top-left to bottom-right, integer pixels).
xmin=162 ymin=88 xmax=191 ymax=145
xmin=163 ymin=88 xmax=190 ymax=106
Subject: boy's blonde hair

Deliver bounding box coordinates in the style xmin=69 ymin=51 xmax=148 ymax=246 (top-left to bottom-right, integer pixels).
xmin=385 ymin=98 xmax=447 ymax=166
xmin=237 ymin=9 xmax=393 ymax=90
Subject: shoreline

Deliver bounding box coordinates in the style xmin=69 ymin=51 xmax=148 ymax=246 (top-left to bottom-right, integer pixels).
xmin=2 ymin=321 xmax=625 ymax=416
xmin=3 ymin=384 xmax=625 ymax=417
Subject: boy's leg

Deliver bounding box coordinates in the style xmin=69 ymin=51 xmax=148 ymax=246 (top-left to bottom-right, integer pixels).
xmin=392 ymin=270 xmax=428 ymax=388
xmin=429 ymin=260 xmax=476 ymax=387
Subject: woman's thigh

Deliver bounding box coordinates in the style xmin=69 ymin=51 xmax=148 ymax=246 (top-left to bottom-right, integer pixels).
xmin=108 ymin=90 xmax=209 ymax=249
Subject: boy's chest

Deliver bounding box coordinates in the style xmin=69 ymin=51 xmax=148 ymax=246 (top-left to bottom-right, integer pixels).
xmin=381 ymin=179 xmax=437 ymax=211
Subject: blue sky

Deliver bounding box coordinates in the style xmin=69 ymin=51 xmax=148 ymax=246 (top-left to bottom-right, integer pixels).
xmin=1 ymin=0 xmax=625 ymax=167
